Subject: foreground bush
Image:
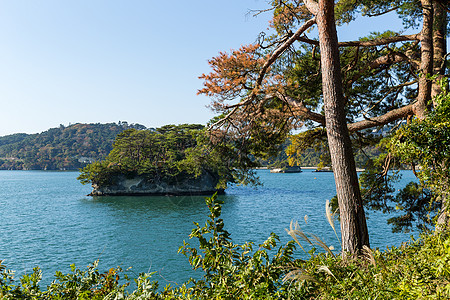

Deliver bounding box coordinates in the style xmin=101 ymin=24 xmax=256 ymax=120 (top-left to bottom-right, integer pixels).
xmin=289 ymin=232 xmax=450 ymax=299
xmin=2 ymin=194 xmax=450 ymax=299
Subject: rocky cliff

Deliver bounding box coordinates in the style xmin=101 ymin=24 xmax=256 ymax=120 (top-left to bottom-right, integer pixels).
xmin=269 ymin=166 xmax=302 ymax=173
xmin=89 ymin=171 xmax=224 ymax=196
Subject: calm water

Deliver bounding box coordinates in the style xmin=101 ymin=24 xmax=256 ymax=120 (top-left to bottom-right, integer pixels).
xmin=0 ymin=170 xmax=417 ymax=286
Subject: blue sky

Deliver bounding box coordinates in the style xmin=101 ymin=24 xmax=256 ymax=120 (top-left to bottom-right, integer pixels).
xmin=0 ymin=1 xmax=411 ymax=136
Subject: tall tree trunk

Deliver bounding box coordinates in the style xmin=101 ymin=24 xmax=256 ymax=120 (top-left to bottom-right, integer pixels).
xmin=436 ymin=183 xmax=450 ymax=231
xmin=432 ymin=0 xmax=449 ymax=231
xmin=315 ymin=0 xmax=370 ymax=254
xmin=414 ymin=0 xmax=434 ymax=119
xmin=431 ymin=0 xmax=447 ymax=100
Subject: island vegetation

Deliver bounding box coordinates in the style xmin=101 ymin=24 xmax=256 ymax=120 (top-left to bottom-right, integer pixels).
xmin=77 ymin=124 xmax=257 ymax=195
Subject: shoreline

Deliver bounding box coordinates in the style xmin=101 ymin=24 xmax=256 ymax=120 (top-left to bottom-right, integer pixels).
xmin=258 ymin=166 xmax=366 ymax=172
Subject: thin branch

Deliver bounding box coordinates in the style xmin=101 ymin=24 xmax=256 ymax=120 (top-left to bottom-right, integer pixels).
xmin=435 ymin=0 xmax=450 ymax=13
xmin=259 ymin=32 xmax=291 ymax=50
xmin=209 ymin=106 xmax=241 ymax=129
xmin=296 ymin=33 xmax=420 ymax=47
xmin=255 ymin=17 xmax=317 ymax=89
xmin=221 ymin=98 xmax=253 ymax=110
xmin=382 ymin=153 xmax=392 ymax=177
xmin=361 ymin=79 xmax=418 ymax=116
xmin=347 ymin=52 xmax=413 ymax=87
xmin=347 ymin=104 xmax=414 ymax=132
xmin=366 ymin=6 xmax=399 ymax=17
xmin=248 ymin=7 xmax=276 ymax=17
xmin=276 ymin=92 xmax=326 ymax=125
xmin=295 ymin=36 xmax=317 ymax=46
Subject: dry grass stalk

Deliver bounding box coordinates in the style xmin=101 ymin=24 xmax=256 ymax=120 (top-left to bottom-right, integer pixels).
xmin=285 ymin=220 xmax=313 ymax=253
xmin=286 ymin=220 xmax=336 ymax=257
xmin=318 ymin=265 xmax=337 ymax=281
xmin=310 ymin=233 xmax=335 ymax=257
xmin=282 ymin=269 xmax=317 ymax=284
xmin=326 ymin=199 xmax=340 ymax=242
xmin=362 ymin=245 xmax=376 ymax=267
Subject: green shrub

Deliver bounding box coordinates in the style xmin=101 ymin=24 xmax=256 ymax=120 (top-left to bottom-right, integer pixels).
xmin=178 ymin=193 xmax=301 ymax=299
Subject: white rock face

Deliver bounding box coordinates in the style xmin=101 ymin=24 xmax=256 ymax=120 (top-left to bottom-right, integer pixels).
xmin=89 ymin=171 xmax=224 ymax=196
xmin=269 ymin=166 xmax=302 ymax=173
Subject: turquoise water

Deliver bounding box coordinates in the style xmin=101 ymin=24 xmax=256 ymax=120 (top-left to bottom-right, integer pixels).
xmin=0 ymin=170 xmax=417 ymax=286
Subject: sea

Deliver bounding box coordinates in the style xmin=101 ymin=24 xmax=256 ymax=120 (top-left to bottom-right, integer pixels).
xmin=0 ymin=169 xmax=418 ymax=287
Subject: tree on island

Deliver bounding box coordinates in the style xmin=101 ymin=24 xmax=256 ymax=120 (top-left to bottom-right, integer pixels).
xmin=198 ymin=0 xmax=449 ymax=252
xmin=78 ymin=124 xmax=258 ymax=193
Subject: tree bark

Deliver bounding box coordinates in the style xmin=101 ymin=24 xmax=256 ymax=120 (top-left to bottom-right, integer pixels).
xmin=431 ymin=0 xmax=447 ymax=100
xmin=315 ymin=0 xmax=370 ymax=253
xmin=436 ymin=192 xmax=450 ymax=231
xmin=414 ymin=0 xmax=434 ymax=119
xmin=432 ymin=0 xmax=449 ymax=231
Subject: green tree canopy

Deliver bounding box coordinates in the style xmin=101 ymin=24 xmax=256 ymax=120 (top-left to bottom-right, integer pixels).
xmin=78 ymin=124 xmax=258 ymax=189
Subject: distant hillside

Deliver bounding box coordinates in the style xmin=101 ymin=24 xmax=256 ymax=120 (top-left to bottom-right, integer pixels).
xmin=0 ymin=122 xmax=379 ymax=171
xmin=0 ymin=122 xmax=149 ymax=170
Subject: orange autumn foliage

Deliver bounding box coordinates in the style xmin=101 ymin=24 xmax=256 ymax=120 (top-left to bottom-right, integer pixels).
xmin=197 ymin=44 xmax=265 ymax=104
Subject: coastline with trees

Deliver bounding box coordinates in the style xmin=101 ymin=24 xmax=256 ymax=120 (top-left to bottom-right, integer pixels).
xmin=2 ymin=0 xmax=450 ymax=298
xmin=0 ymin=122 xmax=146 ymax=171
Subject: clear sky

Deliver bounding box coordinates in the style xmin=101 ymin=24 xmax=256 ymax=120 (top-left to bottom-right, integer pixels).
xmin=0 ymin=1 xmax=411 ymax=136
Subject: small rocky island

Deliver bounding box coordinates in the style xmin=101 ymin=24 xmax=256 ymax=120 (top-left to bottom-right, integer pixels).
xmin=269 ymin=166 xmax=302 ymax=173
xmin=78 ymin=124 xmax=245 ymax=196
xmin=89 ymin=171 xmax=224 ymax=196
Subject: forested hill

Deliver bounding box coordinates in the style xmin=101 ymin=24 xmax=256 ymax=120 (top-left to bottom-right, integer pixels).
xmin=0 ymin=122 xmax=378 ymax=171
xmin=0 ymin=122 xmax=149 ymax=170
